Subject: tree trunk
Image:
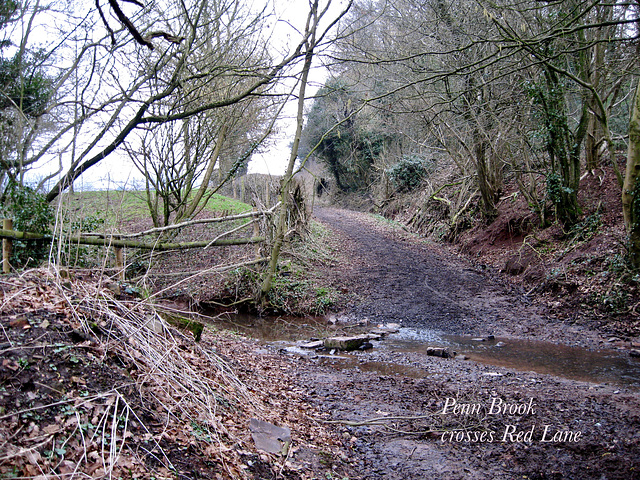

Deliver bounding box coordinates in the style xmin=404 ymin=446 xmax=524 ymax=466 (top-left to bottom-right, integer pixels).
xmin=260 ymin=1 xmax=319 ymax=301
xmin=623 ymin=80 xmax=640 ymax=268
xmin=475 ymin=139 xmax=498 ymax=219
xmin=543 ymin=67 xmax=583 ymax=226
xmin=585 ymin=103 xmax=601 ymax=172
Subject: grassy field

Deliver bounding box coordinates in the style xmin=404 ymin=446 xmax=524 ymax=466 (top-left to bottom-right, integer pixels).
xmin=59 ymin=190 xmax=253 ymax=229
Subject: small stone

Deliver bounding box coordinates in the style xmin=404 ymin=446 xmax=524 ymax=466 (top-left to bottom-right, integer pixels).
xmin=324 ymin=335 xmax=370 ymax=351
xmin=300 ymin=340 xmax=324 ymax=349
xmin=426 ymin=347 xmax=452 ymax=358
xmin=372 ymin=324 xmax=400 ymax=334
xmin=106 ymin=282 xmax=121 ymax=296
xmin=495 ymin=341 xmax=506 ymax=347
xmin=250 ymin=418 xmax=291 ymax=455
xmin=369 ymin=329 xmax=389 ymax=336
xmin=629 ymin=349 xmax=640 ymax=358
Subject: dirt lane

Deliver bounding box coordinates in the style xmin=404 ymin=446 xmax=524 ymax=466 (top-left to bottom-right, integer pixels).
xmin=314 ymin=207 xmax=601 ymax=346
xmin=287 ymin=207 xmax=640 ymax=480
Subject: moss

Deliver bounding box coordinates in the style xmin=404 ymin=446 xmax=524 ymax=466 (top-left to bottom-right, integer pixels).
xmin=164 ymin=315 xmax=205 ymax=342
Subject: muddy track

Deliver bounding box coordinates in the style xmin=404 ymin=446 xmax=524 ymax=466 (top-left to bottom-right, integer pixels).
xmin=314 ymin=207 xmax=599 ymax=346
xmin=287 ymin=207 xmax=640 ymax=480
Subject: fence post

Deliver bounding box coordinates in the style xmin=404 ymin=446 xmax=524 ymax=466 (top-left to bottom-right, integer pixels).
xmin=253 ymin=208 xmax=261 ymax=259
xmin=114 ymin=237 xmax=125 ymax=281
xmin=3 ymin=218 xmax=12 ymax=274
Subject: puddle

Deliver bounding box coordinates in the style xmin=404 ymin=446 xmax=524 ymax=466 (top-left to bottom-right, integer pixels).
xmin=386 ymin=328 xmax=640 ymax=387
xmin=207 ymin=312 xmax=344 ymax=342
xmin=204 ymin=314 xmax=640 ymax=387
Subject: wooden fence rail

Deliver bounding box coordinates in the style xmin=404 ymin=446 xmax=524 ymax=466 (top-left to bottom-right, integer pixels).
xmin=0 ymin=207 xmax=275 ymax=275
xmin=0 ymin=229 xmax=265 ymax=250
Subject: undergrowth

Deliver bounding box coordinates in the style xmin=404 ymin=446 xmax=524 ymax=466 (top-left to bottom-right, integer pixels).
xmin=220 ymin=220 xmax=345 ymax=316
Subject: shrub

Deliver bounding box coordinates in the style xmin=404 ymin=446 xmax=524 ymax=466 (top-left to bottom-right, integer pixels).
xmin=1 ymin=182 xmax=54 ymax=267
xmin=386 ymin=155 xmax=431 ymax=192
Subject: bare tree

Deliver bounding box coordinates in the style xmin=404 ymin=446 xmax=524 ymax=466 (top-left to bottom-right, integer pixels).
xmin=308 ymin=0 xmax=639 ymax=228
xmin=260 ymin=0 xmax=354 ymax=299
xmin=0 ymin=0 xmax=316 ymax=202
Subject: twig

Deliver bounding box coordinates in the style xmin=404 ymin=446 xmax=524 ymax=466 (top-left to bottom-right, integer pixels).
xmin=118 ymin=203 xmax=279 ymax=239
xmin=204 ymin=218 xmax=257 ymax=249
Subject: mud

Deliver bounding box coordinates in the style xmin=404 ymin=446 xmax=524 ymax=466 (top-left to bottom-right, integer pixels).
xmin=278 ymin=207 xmax=640 ymax=479
xmin=313 ymin=207 xmax=607 ymax=347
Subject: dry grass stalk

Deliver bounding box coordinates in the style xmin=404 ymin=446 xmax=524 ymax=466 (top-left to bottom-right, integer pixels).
xmin=1 ymin=267 xmax=263 ymax=478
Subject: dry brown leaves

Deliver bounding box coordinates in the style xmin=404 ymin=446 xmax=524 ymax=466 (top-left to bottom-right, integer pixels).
xmin=1 ymin=268 xmax=251 ymax=478
xmin=0 ymin=268 xmax=349 ymax=479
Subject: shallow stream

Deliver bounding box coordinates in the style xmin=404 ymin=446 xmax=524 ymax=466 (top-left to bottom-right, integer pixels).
xmin=207 ymin=313 xmax=640 ymax=388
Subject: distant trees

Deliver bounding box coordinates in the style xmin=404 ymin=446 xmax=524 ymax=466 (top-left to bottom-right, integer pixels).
xmin=304 ymin=0 xmax=639 ymax=231
xmin=119 ymin=0 xmax=281 ymax=226
xmin=301 ymin=78 xmax=391 ymax=193
xmin=486 ymin=0 xmax=637 ymax=225
xmin=44 ymin=0 xmax=311 ymax=204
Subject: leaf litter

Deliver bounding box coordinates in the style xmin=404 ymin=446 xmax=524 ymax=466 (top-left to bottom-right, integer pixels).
xmin=0 ymin=268 xmax=350 ymax=479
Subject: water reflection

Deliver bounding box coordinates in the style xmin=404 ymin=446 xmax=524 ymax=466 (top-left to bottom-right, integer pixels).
xmin=387 ymin=329 xmax=640 ymax=387
xmin=203 ymin=313 xmax=640 ymax=387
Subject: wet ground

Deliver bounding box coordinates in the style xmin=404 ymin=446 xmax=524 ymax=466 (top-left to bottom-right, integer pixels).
xmin=215 ymin=207 xmax=640 ymax=479
xmin=213 ymin=314 xmax=640 ymax=388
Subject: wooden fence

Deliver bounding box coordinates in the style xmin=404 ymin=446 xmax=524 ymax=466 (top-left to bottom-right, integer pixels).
xmin=0 ymin=204 xmax=278 ymax=278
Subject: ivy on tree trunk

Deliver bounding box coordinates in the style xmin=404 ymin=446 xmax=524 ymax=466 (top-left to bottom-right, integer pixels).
xmin=623 ymin=81 xmax=640 ymax=268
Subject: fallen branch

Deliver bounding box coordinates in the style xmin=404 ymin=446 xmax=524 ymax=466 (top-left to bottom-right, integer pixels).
xmin=429 ymin=181 xmax=463 ymax=201
xmin=205 ymin=218 xmax=258 ymax=249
